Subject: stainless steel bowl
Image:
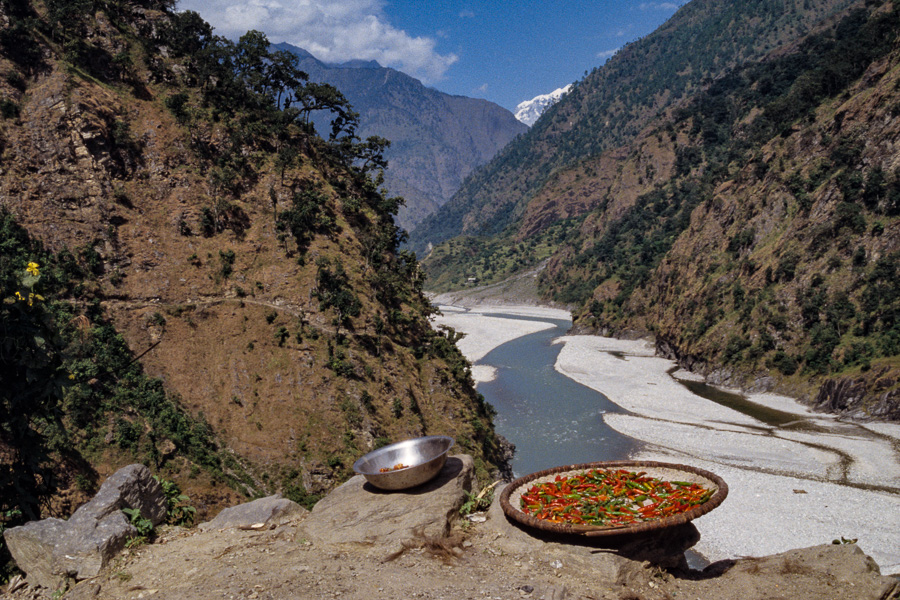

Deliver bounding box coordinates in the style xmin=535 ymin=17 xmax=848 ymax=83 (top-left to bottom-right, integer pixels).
xmin=352 ymin=436 xmax=454 ymax=490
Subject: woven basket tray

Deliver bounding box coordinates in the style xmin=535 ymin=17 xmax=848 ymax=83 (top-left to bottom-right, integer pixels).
xmin=500 ymin=460 xmax=728 ymax=537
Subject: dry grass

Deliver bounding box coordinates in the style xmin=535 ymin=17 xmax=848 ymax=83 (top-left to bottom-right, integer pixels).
xmin=779 ymin=557 xmax=811 ymax=576
xmin=382 ymin=528 xmax=466 ymax=564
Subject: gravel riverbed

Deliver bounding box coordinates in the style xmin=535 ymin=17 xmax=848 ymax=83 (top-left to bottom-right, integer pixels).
xmin=431 ymin=303 xmax=900 ymax=575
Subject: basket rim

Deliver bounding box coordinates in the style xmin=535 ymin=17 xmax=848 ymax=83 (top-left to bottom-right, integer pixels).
xmin=499 ymin=460 xmax=729 ymax=537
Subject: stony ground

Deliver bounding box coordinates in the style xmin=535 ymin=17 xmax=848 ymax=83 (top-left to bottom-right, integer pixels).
xmin=5 ymin=499 xmax=899 ymax=600
xmin=4 ymin=455 xmax=899 ymax=600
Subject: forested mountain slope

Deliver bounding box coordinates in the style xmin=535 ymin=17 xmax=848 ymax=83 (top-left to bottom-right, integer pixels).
xmin=421 ymin=0 xmax=900 ymax=419
xmin=0 ymin=0 xmax=506 ymax=574
xmin=273 ymin=43 xmax=527 ymax=232
xmin=411 ymin=0 xmax=858 ymax=253
xmin=549 ymin=0 xmax=900 ymax=418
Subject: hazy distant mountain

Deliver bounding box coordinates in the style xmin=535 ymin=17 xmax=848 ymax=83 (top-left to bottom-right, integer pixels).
xmin=274 ymin=43 xmax=528 ymax=231
xmin=514 ymin=84 xmax=573 ymax=127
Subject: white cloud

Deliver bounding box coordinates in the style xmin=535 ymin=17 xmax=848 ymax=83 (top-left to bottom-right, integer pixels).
xmin=596 ymin=47 xmax=620 ymax=60
xmin=639 ymin=2 xmax=681 ymax=10
xmin=458 ymin=9 xmax=475 ymax=18
xmin=177 ymin=0 xmax=458 ymax=83
xmin=473 ymin=83 xmax=489 ymax=94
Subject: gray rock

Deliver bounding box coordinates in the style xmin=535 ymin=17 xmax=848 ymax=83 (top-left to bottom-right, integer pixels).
xmin=3 ymin=464 xmax=166 ymax=590
xmin=749 ymin=376 xmax=776 ymax=393
xmin=2 ymin=518 xmax=72 ymax=592
xmin=199 ymin=495 xmax=307 ymax=531
xmin=302 ymin=454 xmax=474 ymax=545
xmin=72 ymin=464 xmax=167 ymax=527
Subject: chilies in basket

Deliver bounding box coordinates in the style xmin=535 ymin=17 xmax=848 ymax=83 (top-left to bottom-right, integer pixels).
xmin=519 ymin=468 xmax=713 ymax=526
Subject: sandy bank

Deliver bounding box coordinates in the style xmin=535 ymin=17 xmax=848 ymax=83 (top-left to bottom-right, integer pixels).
xmin=554 ymin=335 xmax=900 ymax=573
xmin=433 ymin=306 xmax=900 ymax=576
xmin=431 ymin=304 xmax=569 ymax=383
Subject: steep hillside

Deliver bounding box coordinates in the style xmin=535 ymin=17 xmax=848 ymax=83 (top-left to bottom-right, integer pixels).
xmin=545 ymin=0 xmax=900 ymax=418
xmin=273 ymin=43 xmax=528 ymax=232
xmin=420 ymin=0 xmax=900 ymax=419
xmin=412 ymin=0 xmax=858 ymax=254
xmin=0 ymin=0 xmax=507 ymax=565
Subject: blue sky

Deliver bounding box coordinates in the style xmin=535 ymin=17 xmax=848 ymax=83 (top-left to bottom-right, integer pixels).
xmin=176 ymin=0 xmax=688 ymax=112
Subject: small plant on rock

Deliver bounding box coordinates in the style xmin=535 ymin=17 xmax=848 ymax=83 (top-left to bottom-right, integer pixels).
xmin=459 ymin=482 xmax=499 ymax=516
xmin=154 ymin=476 xmax=196 ymax=527
xmin=122 ymin=508 xmax=154 ymax=547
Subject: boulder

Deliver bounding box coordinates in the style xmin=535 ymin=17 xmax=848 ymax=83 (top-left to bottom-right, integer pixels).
xmin=72 ymin=463 xmax=167 ymax=527
xmin=302 ymin=454 xmax=474 ymax=545
xmin=3 ymin=464 xmax=166 ymax=590
xmin=199 ymin=495 xmax=307 ymax=531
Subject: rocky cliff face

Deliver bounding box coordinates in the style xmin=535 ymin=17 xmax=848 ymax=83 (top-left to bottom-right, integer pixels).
xmin=0 ymin=0 xmax=505 ymax=522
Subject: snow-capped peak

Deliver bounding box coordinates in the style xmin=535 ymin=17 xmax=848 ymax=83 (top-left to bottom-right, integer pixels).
xmin=514 ymin=84 xmax=573 ymax=127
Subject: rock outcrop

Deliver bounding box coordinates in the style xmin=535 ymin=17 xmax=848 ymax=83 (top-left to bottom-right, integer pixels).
xmin=302 ymin=455 xmax=474 ymax=546
xmin=199 ymin=495 xmax=308 ymax=532
xmin=3 ymin=465 xmax=166 ymax=590
xmin=6 ymin=454 xmax=897 ymax=600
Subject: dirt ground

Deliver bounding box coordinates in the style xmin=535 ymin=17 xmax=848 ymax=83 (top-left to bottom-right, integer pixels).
xmin=4 ymin=509 xmax=898 ymax=600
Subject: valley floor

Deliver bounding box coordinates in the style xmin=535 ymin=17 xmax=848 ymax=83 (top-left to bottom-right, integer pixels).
xmin=431 ymin=302 xmax=900 ymax=576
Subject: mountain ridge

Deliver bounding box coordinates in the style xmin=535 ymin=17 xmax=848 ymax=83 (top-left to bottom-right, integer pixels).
xmin=410 ymin=0 xmax=860 ymax=252
xmin=273 ymin=42 xmax=528 ymax=232
xmin=0 ymin=0 xmax=509 ymax=573
xmin=417 ymin=0 xmax=900 ymax=420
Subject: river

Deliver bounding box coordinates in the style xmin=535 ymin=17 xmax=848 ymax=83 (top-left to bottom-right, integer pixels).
xmin=432 ymin=303 xmax=900 ymax=575
xmin=474 ymin=314 xmax=637 ymax=477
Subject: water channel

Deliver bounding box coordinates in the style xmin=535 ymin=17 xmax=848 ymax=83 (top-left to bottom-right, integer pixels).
xmin=474 ymin=314 xmax=638 ymax=477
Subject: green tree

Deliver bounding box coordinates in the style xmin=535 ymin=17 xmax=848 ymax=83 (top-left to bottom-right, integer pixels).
xmin=0 ymin=260 xmax=67 ymax=525
xmin=314 ymin=259 xmax=361 ymax=328
xmin=276 ymin=188 xmax=332 ymax=251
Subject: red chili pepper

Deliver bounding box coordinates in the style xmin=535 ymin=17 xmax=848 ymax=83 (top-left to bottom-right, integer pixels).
xmin=520 ymin=469 xmax=712 ymax=526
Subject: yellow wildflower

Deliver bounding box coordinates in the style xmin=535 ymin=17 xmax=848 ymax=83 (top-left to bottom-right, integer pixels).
xmin=15 ymin=291 xmax=24 ymax=301
xmin=26 ymin=262 xmax=40 ymax=276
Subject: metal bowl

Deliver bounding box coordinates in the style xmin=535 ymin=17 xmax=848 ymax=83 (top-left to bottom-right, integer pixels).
xmin=352 ymin=436 xmax=454 ymax=490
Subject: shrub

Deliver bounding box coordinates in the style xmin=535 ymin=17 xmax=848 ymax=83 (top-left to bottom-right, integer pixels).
xmin=154 ymin=476 xmax=196 ymax=527
xmin=114 ymin=418 xmax=141 ymax=450
xmin=769 ymin=351 xmax=798 ymax=376
xmin=0 ymin=99 xmax=20 ymax=119
xmin=218 ymin=249 xmax=235 ymax=279
xmin=164 ymin=92 xmax=190 ymax=124
xmin=122 ymin=508 xmax=154 ymax=546
xmin=723 ymin=335 xmax=751 ymax=363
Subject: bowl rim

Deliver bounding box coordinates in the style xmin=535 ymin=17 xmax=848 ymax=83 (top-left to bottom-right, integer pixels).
xmin=352 ymin=435 xmax=455 ymax=476
xmin=500 ymin=460 xmax=728 ymax=537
